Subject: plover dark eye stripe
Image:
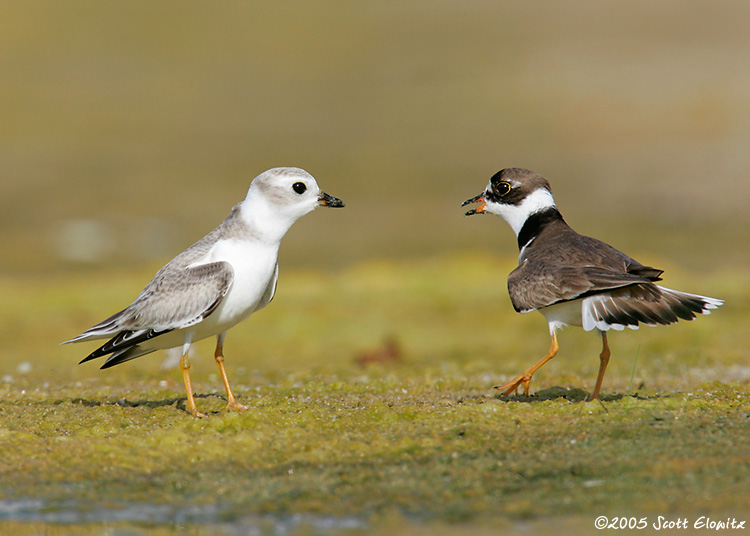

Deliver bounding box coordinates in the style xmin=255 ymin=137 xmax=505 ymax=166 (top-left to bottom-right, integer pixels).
xmin=464 ymin=167 xmax=722 ymax=401
xmin=63 ymin=167 xmax=345 ymax=417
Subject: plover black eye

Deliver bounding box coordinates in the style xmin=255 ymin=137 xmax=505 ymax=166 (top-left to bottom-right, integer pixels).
xmin=292 ymin=182 xmax=307 ymax=195
xmin=493 ymin=181 xmax=511 ymax=197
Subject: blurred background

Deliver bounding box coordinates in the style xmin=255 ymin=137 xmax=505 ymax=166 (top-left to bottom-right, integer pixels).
xmin=2 ymin=0 xmax=749 ymax=276
xmin=2 ymin=4 xmax=749 ymax=529
xmin=1 ymin=1 xmax=749 ymax=384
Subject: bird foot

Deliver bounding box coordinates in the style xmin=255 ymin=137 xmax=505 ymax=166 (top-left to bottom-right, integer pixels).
xmin=494 ymin=375 xmax=532 ymax=397
xmin=225 ymin=400 xmax=249 ymax=412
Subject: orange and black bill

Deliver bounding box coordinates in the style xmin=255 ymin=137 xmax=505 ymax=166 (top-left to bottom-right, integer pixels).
xmin=462 ymin=194 xmax=486 ymax=216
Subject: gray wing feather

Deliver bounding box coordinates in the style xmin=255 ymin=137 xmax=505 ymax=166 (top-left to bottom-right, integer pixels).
xmin=74 ymin=261 xmax=233 ymax=364
xmin=66 ymin=261 xmax=234 ymax=346
xmin=120 ymin=261 xmax=234 ymax=331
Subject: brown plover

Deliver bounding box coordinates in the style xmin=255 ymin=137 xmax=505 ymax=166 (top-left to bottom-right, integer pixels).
xmin=463 ymin=168 xmax=722 ymax=400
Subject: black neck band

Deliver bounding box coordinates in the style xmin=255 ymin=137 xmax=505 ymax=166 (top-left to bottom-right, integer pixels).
xmin=517 ymin=208 xmax=564 ymax=250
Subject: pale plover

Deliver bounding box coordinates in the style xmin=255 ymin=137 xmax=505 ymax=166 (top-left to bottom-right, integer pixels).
xmin=64 ymin=167 xmax=344 ymax=416
xmin=463 ymin=168 xmax=722 ymax=400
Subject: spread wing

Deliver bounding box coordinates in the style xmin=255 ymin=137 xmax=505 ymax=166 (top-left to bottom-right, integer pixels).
xmin=507 ymin=260 xmax=659 ymax=313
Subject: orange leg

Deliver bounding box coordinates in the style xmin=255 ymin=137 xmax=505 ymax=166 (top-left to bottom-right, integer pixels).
xmin=495 ymin=331 xmax=559 ymax=396
xmin=214 ymin=336 xmax=248 ymax=411
xmin=180 ymin=350 xmax=204 ymax=418
xmin=589 ymin=331 xmax=610 ymax=401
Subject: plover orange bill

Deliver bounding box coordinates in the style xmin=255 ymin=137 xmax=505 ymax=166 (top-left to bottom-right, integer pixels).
xmin=64 ymin=167 xmax=344 ymax=416
xmin=463 ymin=168 xmax=722 ymax=400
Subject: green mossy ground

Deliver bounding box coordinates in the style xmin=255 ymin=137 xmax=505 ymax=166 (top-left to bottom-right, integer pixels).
xmin=1 ymin=257 xmax=748 ymax=535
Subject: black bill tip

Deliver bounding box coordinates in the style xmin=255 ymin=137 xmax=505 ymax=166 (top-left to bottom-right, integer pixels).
xmin=318 ymin=192 xmax=345 ymax=208
xmin=461 ymin=194 xmax=483 ymax=207
xmin=462 ymin=193 xmax=486 ymax=216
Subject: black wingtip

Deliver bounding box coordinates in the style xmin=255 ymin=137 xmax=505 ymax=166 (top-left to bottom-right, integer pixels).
xmin=79 ymin=352 xmax=101 ymax=365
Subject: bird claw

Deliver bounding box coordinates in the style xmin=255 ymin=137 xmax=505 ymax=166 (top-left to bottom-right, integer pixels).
xmin=494 ymin=376 xmax=532 ymax=396
xmin=225 ymin=401 xmax=249 ymax=412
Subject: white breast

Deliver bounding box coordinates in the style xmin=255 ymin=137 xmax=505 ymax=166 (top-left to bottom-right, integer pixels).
xmin=208 ymin=238 xmax=279 ymax=326
xmin=189 ymin=240 xmax=278 ymax=340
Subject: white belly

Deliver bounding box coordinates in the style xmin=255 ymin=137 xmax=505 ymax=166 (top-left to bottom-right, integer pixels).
xmin=538 ymin=299 xmax=584 ymax=334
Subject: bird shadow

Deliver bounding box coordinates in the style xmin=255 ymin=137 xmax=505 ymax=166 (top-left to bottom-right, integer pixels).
xmin=493 ymin=386 xmax=669 ymax=403
xmin=70 ymin=393 xmax=230 ymax=415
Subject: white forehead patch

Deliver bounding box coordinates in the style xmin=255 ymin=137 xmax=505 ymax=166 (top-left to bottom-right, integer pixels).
xmin=484 ymin=187 xmax=556 ymax=236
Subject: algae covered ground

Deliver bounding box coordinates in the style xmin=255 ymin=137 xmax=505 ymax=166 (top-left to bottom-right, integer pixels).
xmin=1 ymin=256 xmax=748 ymax=535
